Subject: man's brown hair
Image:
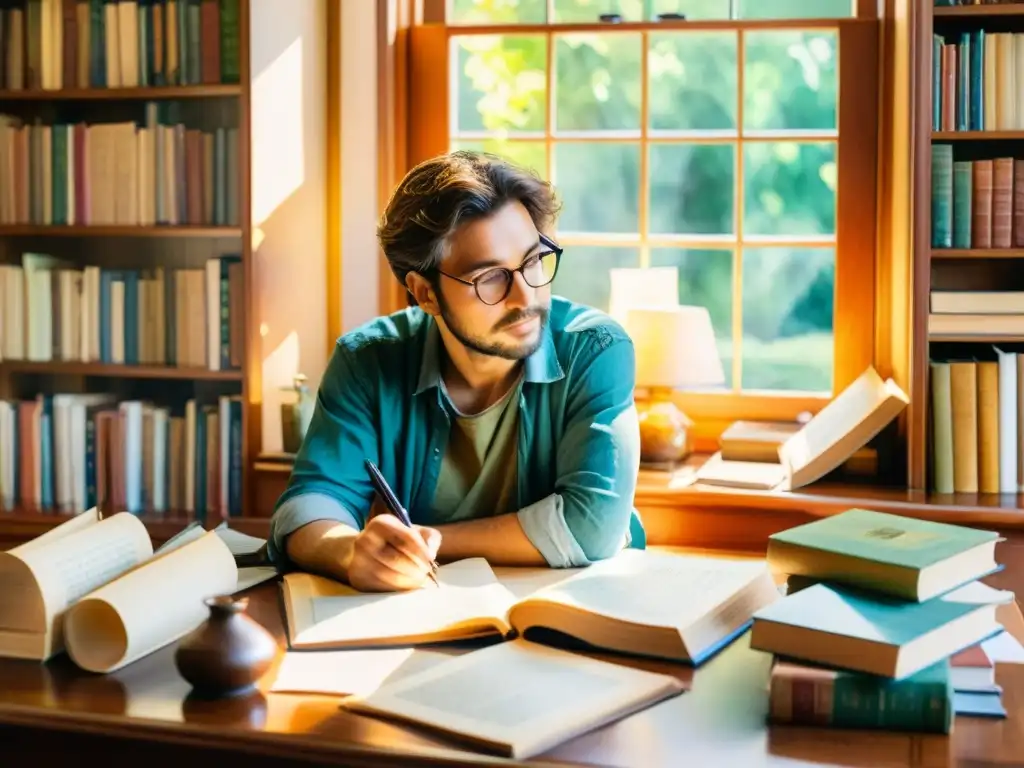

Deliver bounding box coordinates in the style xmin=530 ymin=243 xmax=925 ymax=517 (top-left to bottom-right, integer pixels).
xmin=377 ymin=151 xmax=561 ymax=286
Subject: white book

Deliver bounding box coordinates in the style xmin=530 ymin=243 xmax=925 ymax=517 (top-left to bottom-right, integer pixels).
xmin=995 ymin=347 xmax=1018 ymax=493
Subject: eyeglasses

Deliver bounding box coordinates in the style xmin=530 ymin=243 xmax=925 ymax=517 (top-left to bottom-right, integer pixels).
xmin=433 ymin=234 xmax=563 ymax=306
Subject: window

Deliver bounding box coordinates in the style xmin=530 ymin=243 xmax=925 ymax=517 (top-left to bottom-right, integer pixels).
xmin=407 ymin=0 xmax=877 ymax=425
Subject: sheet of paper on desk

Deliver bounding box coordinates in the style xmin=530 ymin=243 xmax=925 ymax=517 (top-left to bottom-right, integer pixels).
xmin=270 ymin=647 xmax=458 ymax=697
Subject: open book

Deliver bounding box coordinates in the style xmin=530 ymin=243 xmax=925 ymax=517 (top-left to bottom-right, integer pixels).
xmin=340 ymin=638 xmax=686 ymax=759
xmin=694 ymin=367 xmax=909 ymax=491
xmin=0 ymin=509 xmax=246 ymax=670
xmin=283 ymin=549 xmax=781 ymax=664
xmin=0 ymin=509 xmax=154 ymax=661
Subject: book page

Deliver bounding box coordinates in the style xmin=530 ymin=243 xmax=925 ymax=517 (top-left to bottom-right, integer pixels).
xmin=294 ymin=558 xmax=515 ymax=647
xmin=516 ymin=549 xmax=770 ymax=630
xmin=10 ymin=507 xmax=100 ymax=556
xmin=0 ymin=512 xmax=153 ymax=636
xmin=63 ymin=530 xmax=237 ymax=673
xmin=343 ymin=639 xmax=685 ymax=759
xmin=778 ymin=367 xmax=909 ymax=489
xmin=213 ymin=522 xmax=266 ymax=556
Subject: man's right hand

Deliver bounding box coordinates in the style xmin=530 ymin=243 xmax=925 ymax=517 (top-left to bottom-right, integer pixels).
xmin=346 ymin=514 xmax=441 ymax=592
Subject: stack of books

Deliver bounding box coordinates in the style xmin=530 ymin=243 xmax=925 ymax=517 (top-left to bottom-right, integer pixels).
xmin=750 ymin=509 xmax=1011 ymax=733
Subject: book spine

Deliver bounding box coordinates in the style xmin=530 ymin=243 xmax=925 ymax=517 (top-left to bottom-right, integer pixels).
xmin=770 ymin=670 xmax=952 ymax=734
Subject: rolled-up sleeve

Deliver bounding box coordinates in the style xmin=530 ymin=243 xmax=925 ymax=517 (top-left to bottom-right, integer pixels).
xmin=517 ymin=336 xmax=640 ymax=567
xmin=267 ymin=343 xmax=379 ymax=566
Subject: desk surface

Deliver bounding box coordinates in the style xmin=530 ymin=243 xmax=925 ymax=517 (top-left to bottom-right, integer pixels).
xmin=3 ymin=576 xmax=1024 ymax=768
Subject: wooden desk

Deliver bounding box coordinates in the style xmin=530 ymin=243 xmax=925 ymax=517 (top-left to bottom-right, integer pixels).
xmin=2 ymin=577 xmax=1024 ymax=768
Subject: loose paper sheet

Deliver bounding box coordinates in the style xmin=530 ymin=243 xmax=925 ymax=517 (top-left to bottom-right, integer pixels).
xmin=64 ymin=530 xmax=238 ymax=673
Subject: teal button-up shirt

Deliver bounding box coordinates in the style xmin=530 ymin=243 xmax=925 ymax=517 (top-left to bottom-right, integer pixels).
xmin=267 ymin=296 xmax=646 ymax=568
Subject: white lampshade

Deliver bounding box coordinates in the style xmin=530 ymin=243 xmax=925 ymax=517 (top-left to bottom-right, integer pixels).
xmin=608 ymin=267 xmax=679 ymax=326
xmin=625 ymin=305 xmax=725 ymax=389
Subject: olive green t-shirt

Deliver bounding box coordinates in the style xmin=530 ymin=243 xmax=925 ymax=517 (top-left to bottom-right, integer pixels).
xmin=432 ymin=376 xmax=522 ymax=522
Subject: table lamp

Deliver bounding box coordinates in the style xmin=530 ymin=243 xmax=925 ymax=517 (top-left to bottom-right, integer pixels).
xmin=625 ymin=305 xmax=726 ymax=464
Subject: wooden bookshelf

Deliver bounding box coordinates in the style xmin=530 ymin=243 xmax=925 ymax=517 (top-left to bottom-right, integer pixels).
xmin=0 ymin=0 xmax=258 ymax=540
xmin=0 ymin=361 xmax=244 ymax=381
xmin=0 ymin=85 xmax=243 ymax=101
xmin=912 ymin=3 xmax=1024 ymax=505
xmin=934 ymin=4 xmax=1024 ymax=18
xmin=0 ymin=225 xmax=242 ymax=238
xmin=932 ymin=247 xmax=1024 ymax=258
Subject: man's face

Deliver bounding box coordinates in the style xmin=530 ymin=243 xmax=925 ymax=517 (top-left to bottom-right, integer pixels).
xmin=431 ymin=201 xmax=553 ymax=361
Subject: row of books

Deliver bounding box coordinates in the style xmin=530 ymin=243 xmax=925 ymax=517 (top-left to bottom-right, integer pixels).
xmin=0 ymin=0 xmax=241 ymax=91
xmin=753 ymin=509 xmax=1010 ymax=731
xmin=929 ymin=349 xmax=1024 ymax=495
xmin=932 ymin=30 xmax=1024 ymax=133
xmin=0 ymin=107 xmax=240 ymax=227
xmin=0 ymin=253 xmax=243 ymax=371
xmin=930 ymin=147 xmax=1022 ymax=249
xmin=0 ymin=392 xmax=243 ymax=520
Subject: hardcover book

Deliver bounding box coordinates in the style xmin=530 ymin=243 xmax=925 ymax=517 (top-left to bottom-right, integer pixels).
xmin=766 ymin=508 xmax=1000 ymax=601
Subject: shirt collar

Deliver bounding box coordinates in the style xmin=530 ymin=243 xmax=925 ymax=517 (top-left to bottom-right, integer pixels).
xmin=414 ymin=316 xmax=565 ymax=396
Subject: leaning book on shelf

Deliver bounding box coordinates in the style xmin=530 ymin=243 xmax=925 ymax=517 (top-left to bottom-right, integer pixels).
xmin=282 ymin=549 xmax=781 ymax=665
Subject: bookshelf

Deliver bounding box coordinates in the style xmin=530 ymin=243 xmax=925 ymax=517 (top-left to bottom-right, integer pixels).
xmin=0 ymin=0 xmax=264 ymax=542
xmin=915 ymin=2 xmax=1024 ymax=506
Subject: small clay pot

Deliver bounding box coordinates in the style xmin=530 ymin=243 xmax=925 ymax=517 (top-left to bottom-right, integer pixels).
xmin=174 ymin=595 xmax=277 ymax=697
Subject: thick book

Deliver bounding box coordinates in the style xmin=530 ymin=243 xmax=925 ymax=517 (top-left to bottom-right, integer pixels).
xmin=281 ymin=550 xmax=781 ymax=664
xmin=339 ymin=638 xmax=686 ymax=759
xmin=0 ymin=508 xmax=250 ymax=671
xmin=768 ymin=658 xmax=954 ymax=733
xmin=750 ymin=581 xmax=1004 ymax=680
xmin=766 ymin=508 xmax=1000 ymax=601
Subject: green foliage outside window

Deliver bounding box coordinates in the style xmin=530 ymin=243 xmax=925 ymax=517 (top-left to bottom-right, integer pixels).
xmin=449 ymin=0 xmax=849 ymax=393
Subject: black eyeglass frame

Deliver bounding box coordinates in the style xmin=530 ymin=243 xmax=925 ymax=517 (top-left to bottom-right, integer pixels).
xmin=431 ymin=233 xmax=563 ymax=306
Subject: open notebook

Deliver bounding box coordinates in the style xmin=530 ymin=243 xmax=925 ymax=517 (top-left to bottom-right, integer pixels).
xmin=282 ymin=549 xmax=781 ymax=664
xmin=340 ymin=638 xmax=686 ymax=760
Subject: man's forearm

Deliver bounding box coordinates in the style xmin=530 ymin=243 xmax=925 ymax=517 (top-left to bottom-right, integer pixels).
xmin=434 ymin=513 xmax=548 ymax=567
xmin=284 ymin=519 xmax=359 ymax=582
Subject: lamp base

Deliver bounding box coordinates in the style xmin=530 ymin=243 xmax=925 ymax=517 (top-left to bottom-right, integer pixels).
xmin=637 ymin=390 xmax=692 ymax=464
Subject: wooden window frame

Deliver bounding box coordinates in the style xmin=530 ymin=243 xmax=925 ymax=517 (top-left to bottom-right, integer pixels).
xmin=392 ymin=9 xmax=879 ymax=448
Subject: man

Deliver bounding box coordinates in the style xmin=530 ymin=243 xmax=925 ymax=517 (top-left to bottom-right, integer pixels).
xmin=268 ymin=150 xmax=644 ymax=592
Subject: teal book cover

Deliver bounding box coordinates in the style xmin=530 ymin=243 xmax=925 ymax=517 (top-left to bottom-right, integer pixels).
xmin=753 ymin=582 xmax=992 ymax=648
xmin=769 ymin=509 xmax=998 ymax=571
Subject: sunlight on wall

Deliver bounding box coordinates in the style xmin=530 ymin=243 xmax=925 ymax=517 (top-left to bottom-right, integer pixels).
xmin=252 ymin=37 xmax=306 ymax=227
xmin=262 ymin=330 xmax=302 ymax=454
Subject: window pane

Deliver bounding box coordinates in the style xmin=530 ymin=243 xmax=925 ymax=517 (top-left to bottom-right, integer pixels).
xmin=555 ymin=33 xmax=642 ymax=133
xmin=649 ymin=249 xmax=734 ymax=387
xmin=738 ymin=0 xmax=853 ymax=19
xmin=743 ymin=142 xmax=836 ymax=236
xmin=650 ymin=0 xmax=729 ymax=20
xmin=553 ymin=0 xmax=643 ymax=22
xmin=555 ymin=143 xmax=641 ymax=233
xmin=449 ymin=0 xmax=547 ymax=24
xmin=451 ymin=140 xmax=548 ymax=178
xmin=553 ymin=246 xmax=641 ymax=311
xmin=454 ymin=36 xmax=547 ymax=135
xmin=741 ymin=247 xmax=833 ymax=393
xmin=648 ymin=32 xmax=737 ymax=132
xmin=744 ymin=31 xmax=837 ymax=132
xmin=649 ymin=144 xmax=735 ymax=236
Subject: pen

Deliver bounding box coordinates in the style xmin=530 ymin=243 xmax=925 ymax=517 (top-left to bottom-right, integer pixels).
xmin=364 ymin=459 xmax=440 ymax=587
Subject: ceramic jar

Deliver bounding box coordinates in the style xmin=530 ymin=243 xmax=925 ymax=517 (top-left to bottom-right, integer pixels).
xmin=174 ymin=595 xmax=277 ymax=697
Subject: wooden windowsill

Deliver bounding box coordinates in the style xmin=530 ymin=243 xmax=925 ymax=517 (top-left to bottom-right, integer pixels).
xmin=635 ymin=457 xmax=1024 ymax=529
